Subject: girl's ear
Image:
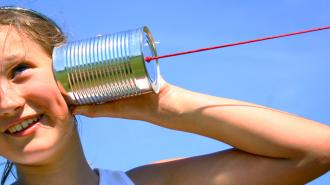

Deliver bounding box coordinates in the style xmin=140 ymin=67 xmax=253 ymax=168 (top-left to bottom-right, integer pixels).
xmin=56 ymin=80 xmax=67 ymax=96
xmin=56 ymin=81 xmax=72 ymax=105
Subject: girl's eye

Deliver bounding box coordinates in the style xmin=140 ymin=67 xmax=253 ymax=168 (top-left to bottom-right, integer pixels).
xmin=11 ymin=64 xmax=30 ymax=78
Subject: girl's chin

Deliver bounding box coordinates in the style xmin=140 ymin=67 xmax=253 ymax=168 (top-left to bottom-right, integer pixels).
xmin=14 ymin=145 xmax=66 ymax=165
xmin=13 ymin=144 xmax=59 ymax=165
xmin=10 ymin=119 xmax=77 ymax=165
xmin=15 ymin=135 xmax=75 ymax=165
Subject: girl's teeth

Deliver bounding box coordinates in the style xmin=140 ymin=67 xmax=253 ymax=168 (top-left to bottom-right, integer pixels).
xmin=9 ymin=127 xmax=16 ymax=133
xmin=15 ymin=124 xmax=23 ymax=132
xmin=7 ymin=116 xmax=40 ymax=134
xmin=22 ymin=121 xmax=29 ymax=128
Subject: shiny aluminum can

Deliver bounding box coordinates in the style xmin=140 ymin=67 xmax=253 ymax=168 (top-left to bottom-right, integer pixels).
xmin=53 ymin=26 xmax=160 ymax=105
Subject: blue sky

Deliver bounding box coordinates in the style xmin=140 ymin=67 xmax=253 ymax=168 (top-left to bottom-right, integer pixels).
xmin=0 ymin=0 xmax=329 ymax=184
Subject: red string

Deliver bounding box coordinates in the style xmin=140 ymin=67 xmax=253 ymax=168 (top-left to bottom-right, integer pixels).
xmin=145 ymin=25 xmax=330 ymax=63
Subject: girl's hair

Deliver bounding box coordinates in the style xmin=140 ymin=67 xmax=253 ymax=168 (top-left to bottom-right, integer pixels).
xmin=0 ymin=6 xmax=66 ymax=55
xmin=0 ymin=6 xmax=66 ymax=185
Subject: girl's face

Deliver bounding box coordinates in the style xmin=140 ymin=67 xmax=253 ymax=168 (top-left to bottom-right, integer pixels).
xmin=0 ymin=26 xmax=74 ymax=165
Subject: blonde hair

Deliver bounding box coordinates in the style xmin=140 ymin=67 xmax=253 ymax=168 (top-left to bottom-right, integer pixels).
xmin=0 ymin=6 xmax=66 ymax=55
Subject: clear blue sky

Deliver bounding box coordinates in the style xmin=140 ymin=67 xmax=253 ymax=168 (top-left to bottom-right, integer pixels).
xmin=1 ymin=0 xmax=329 ymax=184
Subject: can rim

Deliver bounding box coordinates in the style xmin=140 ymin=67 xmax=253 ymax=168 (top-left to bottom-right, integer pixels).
xmin=142 ymin=26 xmax=160 ymax=93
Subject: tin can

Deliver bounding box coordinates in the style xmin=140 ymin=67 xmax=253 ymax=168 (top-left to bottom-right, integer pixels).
xmin=53 ymin=26 xmax=160 ymax=105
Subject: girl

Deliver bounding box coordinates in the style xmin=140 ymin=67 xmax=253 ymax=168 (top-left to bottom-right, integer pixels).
xmin=0 ymin=6 xmax=329 ymax=185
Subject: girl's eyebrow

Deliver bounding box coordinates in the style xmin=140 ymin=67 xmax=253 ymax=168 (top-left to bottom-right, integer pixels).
xmin=3 ymin=54 xmax=22 ymax=62
xmin=3 ymin=50 xmax=26 ymax=61
xmin=0 ymin=53 xmax=26 ymax=71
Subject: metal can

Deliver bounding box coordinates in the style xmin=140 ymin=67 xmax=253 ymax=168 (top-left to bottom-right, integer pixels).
xmin=53 ymin=26 xmax=160 ymax=105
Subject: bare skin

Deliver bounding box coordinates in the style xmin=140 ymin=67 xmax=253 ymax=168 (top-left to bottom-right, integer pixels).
xmin=0 ymin=25 xmax=329 ymax=185
xmin=74 ymin=81 xmax=330 ymax=185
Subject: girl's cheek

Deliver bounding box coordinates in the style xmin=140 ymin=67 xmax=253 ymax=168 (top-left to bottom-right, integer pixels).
xmin=19 ymin=79 xmax=69 ymax=116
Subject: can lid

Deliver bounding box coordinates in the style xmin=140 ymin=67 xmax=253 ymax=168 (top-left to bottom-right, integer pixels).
xmin=142 ymin=27 xmax=160 ymax=93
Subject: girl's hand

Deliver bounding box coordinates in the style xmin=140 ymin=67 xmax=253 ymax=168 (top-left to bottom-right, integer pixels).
xmin=70 ymin=77 xmax=175 ymax=123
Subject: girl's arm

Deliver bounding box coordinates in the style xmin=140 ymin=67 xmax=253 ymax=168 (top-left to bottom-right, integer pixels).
xmin=73 ymin=82 xmax=330 ymax=185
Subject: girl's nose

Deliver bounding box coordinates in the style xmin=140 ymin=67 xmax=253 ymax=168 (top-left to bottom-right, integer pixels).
xmin=0 ymin=84 xmax=25 ymax=116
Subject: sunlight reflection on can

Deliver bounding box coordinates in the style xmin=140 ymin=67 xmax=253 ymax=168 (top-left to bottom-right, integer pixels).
xmin=53 ymin=26 xmax=160 ymax=105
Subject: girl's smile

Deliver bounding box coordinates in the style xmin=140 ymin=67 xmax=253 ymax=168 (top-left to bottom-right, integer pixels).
xmin=4 ymin=114 xmax=43 ymax=137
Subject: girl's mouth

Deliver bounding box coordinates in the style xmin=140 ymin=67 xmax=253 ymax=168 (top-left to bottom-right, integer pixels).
xmin=5 ymin=114 xmax=43 ymax=136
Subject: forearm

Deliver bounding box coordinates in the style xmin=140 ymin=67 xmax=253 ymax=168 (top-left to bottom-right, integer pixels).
xmin=150 ymin=85 xmax=330 ymax=160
